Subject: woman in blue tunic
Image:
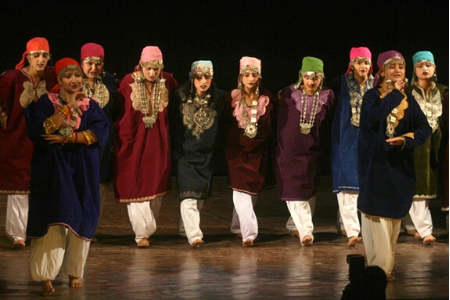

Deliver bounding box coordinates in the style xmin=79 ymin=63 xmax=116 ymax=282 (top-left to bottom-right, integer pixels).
xmin=358 ymin=51 xmax=431 ymax=282
xmin=24 ymin=58 xmax=109 ymax=296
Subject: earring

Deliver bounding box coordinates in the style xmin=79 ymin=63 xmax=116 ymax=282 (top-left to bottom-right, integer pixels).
xmin=385 ymin=79 xmax=393 ymax=89
xmin=432 ymin=73 xmax=437 ymax=82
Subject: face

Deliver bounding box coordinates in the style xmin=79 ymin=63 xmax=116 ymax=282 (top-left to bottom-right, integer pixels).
xmin=141 ymin=65 xmax=161 ymax=83
xmin=414 ymin=60 xmax=435 ymax=81
xmin=81 ymin=58 xmax=104 ymax=81
xmin=381 ymin=61 xmax=406 ymax=83
xmin=59 ymin=67 xmax=83 ymax=95
xmin=301 ymin=72 xmax=323 ymax=95
xmin=351 ymin=58 xmax=371 ymax=80
xmin=193 ymin=74 xmax=212 ymax=96
xmin=27 ymin=51 xmax=50 ymax=72
xmin=241 ymin=71 xmax=260 ymax=91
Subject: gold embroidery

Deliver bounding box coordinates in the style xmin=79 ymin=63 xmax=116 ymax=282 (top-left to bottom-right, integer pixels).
xmin=82 ymin=130 xmax=98 ymax=145
xmin=43 ymin=117 xmax=57 ymax=134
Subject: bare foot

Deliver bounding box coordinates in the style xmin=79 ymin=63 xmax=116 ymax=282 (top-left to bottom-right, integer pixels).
xmin=386 ymin=273 xmax=395 ymax=282
xmin=291 ymin=230 xmax=299 ymax=238
xmin=423 ymin=234 xmax=436 ymax=244
xmin=43 ymin=280 xmax=55 ymax=296
xmin=236 ymin=232 xmax=242 ymax=238
xmin=406 ymin=230 xmax=420 ymax=238
xmin=348 ymin=236 xmax=362 ymax=247
xmin=137 ymin=238 xmax=150 ymax=248
xmin=191 ymin=239 xmax=204 ymax=248
xmin=13 ymin=240 xmax=26 ymax=248
xmin=69 ymin=276 xmax=83 ymax=288
xmin=242 ymin=238 xmax=254 ymax=247
xmin=302 ymin=235 xmax=313 ymax=246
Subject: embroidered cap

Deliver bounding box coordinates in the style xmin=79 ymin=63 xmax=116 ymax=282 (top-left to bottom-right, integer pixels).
xmin=374 ymin=50 xmax=405 ymax=86
xmin=15 ymin=37 xmax=50 ymax=70
xmin=345 ymin=47 xmax=372 ymax=75
xmin=81 ymin=43 xmax=105 ymax=61
xmin=191 ymin=60 xmax=213 ymax=78
xmin=412 ymin=51 xmax=435 ymax=66
xmin=239 ymin=56 xmax=261 ymax=75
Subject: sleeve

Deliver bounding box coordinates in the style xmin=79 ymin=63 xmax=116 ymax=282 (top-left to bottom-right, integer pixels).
xmin=360 ymin=89 xmax=403 ymax=130
xmin=403 ymin=93 xmax=432 ymax=149
xmin=24 ymin=94 xmax=55 ymax=141
xmin=85 ymin=99 xmax=110 ymax=148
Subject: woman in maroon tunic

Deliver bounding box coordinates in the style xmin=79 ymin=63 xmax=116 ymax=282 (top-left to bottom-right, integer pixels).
xmin=114 ymin=46 xmax=178 ymax=247
xmin=226 ymin=57 xmax=274 ymax=246
xmin=276 ymin=57 xmax=334 ymax=246
xmin=0 ymin=37 xmax=57 ymax=247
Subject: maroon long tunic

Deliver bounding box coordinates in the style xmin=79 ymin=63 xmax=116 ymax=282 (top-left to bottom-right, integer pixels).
xmin=114 ymin=71 xmax=178 ymax=202
xmin=0 ymin=68 xmax=57 ymax=194
xmin=225 ymin=88 xmax=275 ymax=195
xmin=276 ymin=85 xmax=334 ymax=201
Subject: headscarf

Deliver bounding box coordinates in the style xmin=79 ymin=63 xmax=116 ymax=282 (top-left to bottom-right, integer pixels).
xmin=49 ymin=58 xmax=81 ymax=93
xmin=373 ymin=50 xmax=405 ymax=87
xmin=345 ymin=47 xmax=372 ymax=75
xmin=239 ymin=56 xmax=261 ymax=75
xmin=81 ymin=43 xmax=105 ymax=61
xmin=15 ymin=37 xmax=50 ymax=70
xmin=139 ymin=46 xmax=164 ymax=69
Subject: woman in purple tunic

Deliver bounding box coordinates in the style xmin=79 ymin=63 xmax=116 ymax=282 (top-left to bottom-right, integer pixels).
xmin=276 ymin=57 xmax=334 ymax=246
xmin=24 ymin=58 xmax=109 ymax=296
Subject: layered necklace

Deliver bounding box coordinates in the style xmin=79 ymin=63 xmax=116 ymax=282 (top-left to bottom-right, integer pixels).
xmin=131 ymin=72 xmax=167 ymax=128
xmin=241 ymin=97 xmax=259 ymax=138
xmin=346 ymin=73 xmax=373 ymax=127
xmin=82 ymin=78 xmax=110 ymax=108
xmin=299 ymin=90 xmax=320 ymax=134
xmin=411 ymin=82 xmax=442 ymax=133
xmin=182 ymin=92 xmax=216 ymax=140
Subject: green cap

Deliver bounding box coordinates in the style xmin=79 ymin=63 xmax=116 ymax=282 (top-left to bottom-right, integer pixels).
xmin=299 ymin=56 xmax=324 ymax=73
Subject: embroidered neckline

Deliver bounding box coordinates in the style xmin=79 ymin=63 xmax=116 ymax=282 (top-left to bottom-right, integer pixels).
xmin=82 ymin=78 xmax=110 ymax=108
xmin=181 ymin=90 xmax=217 ymax=140
xmin=346 ymin=74 xmax=373 ymax=127
xmin=379 ymin=88 xmax=408 ymax=138
xmin=411 ymin=83 xmax=442 ymax=133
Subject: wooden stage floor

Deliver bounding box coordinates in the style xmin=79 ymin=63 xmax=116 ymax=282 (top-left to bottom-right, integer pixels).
xmin=0 ymin=176 xmax=448 ymax=299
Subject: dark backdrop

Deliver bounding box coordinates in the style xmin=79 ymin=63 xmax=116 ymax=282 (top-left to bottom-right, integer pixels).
xmin=1 ymin=0 xmax=448 ymax=175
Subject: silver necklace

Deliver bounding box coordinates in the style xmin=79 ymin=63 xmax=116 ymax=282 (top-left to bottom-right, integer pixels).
xmin=299 ymin=90 xmax=319 ymax=134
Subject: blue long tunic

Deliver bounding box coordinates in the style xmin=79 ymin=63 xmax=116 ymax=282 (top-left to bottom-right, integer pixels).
xmin=331 ymin=75 xmax=365 ymax=193
xmin=24 ymin=93 xmax=109 ymax=239
xmin=358 ymin=88 xmax=431 ymax=219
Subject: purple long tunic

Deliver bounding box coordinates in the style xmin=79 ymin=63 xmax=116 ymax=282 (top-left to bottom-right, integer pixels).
xmin=276 ymin=85 xmax=334 ymax=201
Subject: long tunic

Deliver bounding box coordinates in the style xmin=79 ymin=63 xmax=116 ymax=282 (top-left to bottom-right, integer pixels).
xmin=358 ymin=88 xmax=431 ymax=219
xmin=171 ymin=81 xmax=225 ymax=201
xmin=114 ymin=71 xmax=178 ymax=203
xmin=405 ymin=82 xmax=448 ymax=199
xmin=276 ymin=85 xmax=334 ymax=201
xmin=0 ymin=68 xmax=57 ymax=193
xmin=225 ymin=88 xmax=275 ymax=195
xmin=331 ymin=75 xmax=371 ymax=194
xmin=24 ymin=93 xmax=109 ymax=239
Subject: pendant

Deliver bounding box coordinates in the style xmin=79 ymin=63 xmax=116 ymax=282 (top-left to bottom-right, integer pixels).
xmin=244 ymin=124 xmax=257 ymax=138
xmin=193 ymin=108 xmax=210 ymax=128
xmin=300 ymin=124 xmax=312 ymax=135
xmin=143 ymin=116 xmax=156 ymax=128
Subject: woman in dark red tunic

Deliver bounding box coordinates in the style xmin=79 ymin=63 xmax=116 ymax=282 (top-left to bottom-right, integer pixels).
xmin=226 ymin=57 xmax=275 ymax=246
xmin=114 ymin=46 xmax=178 ymax=247
xmin=0 ymin=37 xmax=57 ymax=247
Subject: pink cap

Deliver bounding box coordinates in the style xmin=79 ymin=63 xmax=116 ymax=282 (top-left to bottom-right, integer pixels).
xmin=140 ymin=46 xmax=163 ymax=62
xmin=240 ymin=56 xmax=261 ymax=74
xmin=345 ymin=47 xmax=372 ymax=75
xmin=81 ymin=43 xmax=104 ymax=61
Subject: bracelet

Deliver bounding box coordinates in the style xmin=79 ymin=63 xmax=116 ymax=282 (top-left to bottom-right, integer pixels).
xmin=59 ymin=105 xmax=70 ymax=117
xmin=43 ymin=117 xmax=58 ymax=134
xmin=69 ymin=132 xmax=77 ymax=143
xmin=82 ymin=130 xmax=98 ymax=145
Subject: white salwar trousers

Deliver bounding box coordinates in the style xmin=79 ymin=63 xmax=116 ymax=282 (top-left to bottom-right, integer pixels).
xmin=29 ymin=225 xmax=90 ymax=281
xmin=361 ymin=213 xmax=401 ymax=275
xmin=231 ymin=191 xmax=258 ymax=241
xmin=127 ymin=196 xmax=162 ymax=243
xmin=5 ymin=194 xmax=28 ymax=242
xmin=403 ymin=198 xmax=433 ymax=238
xmin=336 ymin=192 xmax=360 ymax=238
xmin=180 ymin=198 xmax=204 ymax=245
xmin=286 ymin=196 xmax=316 ymax=246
